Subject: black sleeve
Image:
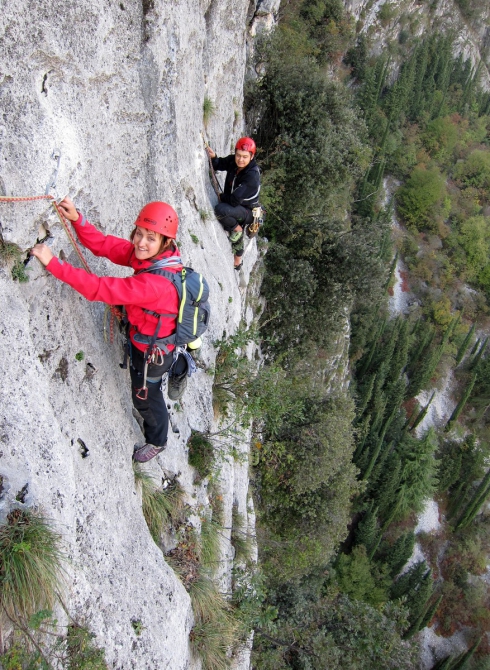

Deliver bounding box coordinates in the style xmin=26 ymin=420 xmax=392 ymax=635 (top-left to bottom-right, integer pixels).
xmin=212 ymin=155 xmax=235 ymax=172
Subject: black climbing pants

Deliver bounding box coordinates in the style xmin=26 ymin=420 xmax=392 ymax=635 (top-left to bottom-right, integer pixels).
xmin=130 ymin=346 xmax=187 ymax=447
xmin=215 ymin=203 xmax=253 ymax=234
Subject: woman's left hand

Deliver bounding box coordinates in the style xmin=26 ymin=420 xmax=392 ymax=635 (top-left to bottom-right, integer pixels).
xmin=30 ymin=243 xmax=54 ymax=267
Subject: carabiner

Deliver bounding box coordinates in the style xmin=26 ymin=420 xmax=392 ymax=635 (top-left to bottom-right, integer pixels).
xmin=135 ymin=386 xmax=148 ymax=401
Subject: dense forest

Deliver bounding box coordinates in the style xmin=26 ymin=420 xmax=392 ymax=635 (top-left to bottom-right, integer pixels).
xmin=222 ymin=0 xmax=490 ymax=667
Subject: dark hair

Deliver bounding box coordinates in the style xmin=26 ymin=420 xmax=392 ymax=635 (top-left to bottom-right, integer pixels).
xmin=130 ymin=227 xmax=174 ymax=257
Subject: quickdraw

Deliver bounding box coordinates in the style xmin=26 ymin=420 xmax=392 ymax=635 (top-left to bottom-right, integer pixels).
xmin=246 ymin=206 xmax=264 ymax=239
xmin=201 ymin=131 xmax=222 ymax=199
xmin=0 ymin=194 xmax=90 ymax=271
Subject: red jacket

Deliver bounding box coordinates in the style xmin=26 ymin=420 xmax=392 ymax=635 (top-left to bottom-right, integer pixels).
xmin=47 ymin=213 xmax=181 ymax=352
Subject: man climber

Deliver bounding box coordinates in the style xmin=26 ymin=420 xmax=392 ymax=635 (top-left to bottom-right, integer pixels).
xmin=205 ymin=137 xmax=260 ymax=271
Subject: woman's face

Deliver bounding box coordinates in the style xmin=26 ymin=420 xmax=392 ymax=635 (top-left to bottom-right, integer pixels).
xmin=235 ymin=149 xmax=252 ymax=170
xmin=133 ymin=226 xmax=163 ymax=260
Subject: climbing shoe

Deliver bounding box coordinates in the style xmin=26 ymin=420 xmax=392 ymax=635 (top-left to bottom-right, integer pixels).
xmin=231 ymin=235 xmax=244 ymax=256
xmin=229 ymin=229 xmax=243 ymax=244
xmin=168 ymin=371 xmax=188 ymax=401
xmin=133 ymin=443 xmax=166 ymax=463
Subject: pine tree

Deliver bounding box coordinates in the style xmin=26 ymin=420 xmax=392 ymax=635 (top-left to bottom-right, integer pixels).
xmin=385 ymin=531 xmax=415 ymax=577
xmin=396 ymin=429 xmax=439 ymax=518
xmin=355 ymin=502 xmax=379 ymax=553
xmin=418 ymin=594 xmax=443 ymax=631
xmin=391 ymin=560 xmax=428 ymax=600
xmin=455 ymin=468 xmax=490 ymax=530
xmin=375 ymin=454 xmax=402 ymax=517
xmin=409 ymin=392 xmax=435 ymax=432
xmin=446 ymin=374 xmax=477 ymax=431
xmin=469 ymin=337 xmax=488 ymax=371
xmin=455 ymin=324 xmax=475 ymax=365
xmin=470 ymin=337 xmax=481 ymax=356
xmin=451 ymin=636 xmax=482 ymax=669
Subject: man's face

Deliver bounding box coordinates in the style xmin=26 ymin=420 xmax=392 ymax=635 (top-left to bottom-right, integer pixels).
xmin=235 ymin=149 xmax=252 ymax=169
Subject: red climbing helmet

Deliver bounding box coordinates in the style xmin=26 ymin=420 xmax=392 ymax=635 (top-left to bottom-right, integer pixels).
xmin=134 ymin=202 xmax=179 ymax=239
xmin=235 ymin=137 xmax=256 ymax=156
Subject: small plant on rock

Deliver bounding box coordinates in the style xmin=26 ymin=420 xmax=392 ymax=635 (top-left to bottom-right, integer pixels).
xmin=133 ymin=466 xmax=185 ymax=541
xmin=0 ymin=508 xmax=66 ymax=623
xmin=203 ymin=97 xmax=216 ymax=127
xmin=187 ymin=431 xmax=214 ymax=480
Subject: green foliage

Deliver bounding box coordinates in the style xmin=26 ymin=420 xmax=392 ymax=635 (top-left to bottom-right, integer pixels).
xmin=258 ymin=393 xmax=360 ymax=578
xmin=0 ymin=617 xmax=107 ymax=669
xmin=75 ymin=351 xmax=85 ymax=362
xmin=65 ymin=624 xmax=107 ymax=669
xmin=396 ymin=167 xmax=447 ymax=230
xmin=131 ymin=618 xmax=144 ymax=636
xmin=0 ymin=240 xmax=29 ymax=282
xmin=335 ymin=545 xmax=389 ymax=606
xmin=385 ymin=531 xmax=416 ymax=577
xmin=12 ymin=260 xmax=30 ymax=283
xmin=0 ymin=508 xmax=66 ymax=622
xmin=190 ymin=233 xmax=199 ymax=244
xmin=187 ymin=431 xmax=214 ymax=480
xmin=253 ymin=586 xmax=417 ymax=669
xmin=454 ymin=150 xmax=490 ymax=190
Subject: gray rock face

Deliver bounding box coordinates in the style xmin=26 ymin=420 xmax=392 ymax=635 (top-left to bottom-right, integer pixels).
xmin=0 ymin=0 xmax=271 ymax=666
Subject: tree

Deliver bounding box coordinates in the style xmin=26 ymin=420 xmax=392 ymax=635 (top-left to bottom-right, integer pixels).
xmin=396 ymin=167 xmax=447 ymax=230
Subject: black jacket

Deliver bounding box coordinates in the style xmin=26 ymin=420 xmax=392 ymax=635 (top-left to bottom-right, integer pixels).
xmin=212 ymin=155 xmax=261 ymax=209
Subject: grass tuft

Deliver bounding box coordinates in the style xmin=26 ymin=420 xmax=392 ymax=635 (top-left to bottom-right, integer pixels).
xmin=189 ymin=572 xmax=238 ymax=669
xmin=231 ymin=506 xmax=254 ymax=564
xmin=0 ymin=508 xmax=66 ymax=622
xmin=203 ymin=97 xmax=216 ymax=127
xmin=200 ymin=516 xmax=222 ymax=569
xmin=133 ymin=465 xmax=185 ymax=541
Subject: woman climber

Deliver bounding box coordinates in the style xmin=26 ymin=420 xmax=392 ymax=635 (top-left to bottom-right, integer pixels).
xmin=205 ymin=137 xmax=260 ymax=270
xmin=30 ymin=197 xmax=188 ymax=463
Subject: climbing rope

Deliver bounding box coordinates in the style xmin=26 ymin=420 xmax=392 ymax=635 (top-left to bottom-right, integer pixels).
xmin=0 ymin=194 xmax=90 ymax=271
xmin=200 ymin=131 xmax=222 ymax=199
xmin=0 ymin=193 xmax=123 ymax=341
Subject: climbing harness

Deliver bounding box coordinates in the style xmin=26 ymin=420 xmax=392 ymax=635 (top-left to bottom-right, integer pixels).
xmin=201 ymin=131 xmax=222 ymax=199
xmin=246 ymin=206 xmax=264 ymax=238
xmin=131 ymin=255 xmax=210 ymax=400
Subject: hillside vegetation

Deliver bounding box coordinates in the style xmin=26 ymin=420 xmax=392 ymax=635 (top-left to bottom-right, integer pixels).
xmin=236 ymin=0 xmax=490 ymax=668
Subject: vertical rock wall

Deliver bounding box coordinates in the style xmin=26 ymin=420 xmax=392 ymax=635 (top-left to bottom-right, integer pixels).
xmin=0 ymin=0 xmax=272 ymax=666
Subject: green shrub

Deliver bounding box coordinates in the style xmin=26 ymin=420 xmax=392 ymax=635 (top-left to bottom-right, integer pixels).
xmin=396 ymin=167 xmax=447 ymax=229
xmin=187 ymin=432 xmax=214 ymax=480
xmin=453 ymin=150 xmax=490 ymax=190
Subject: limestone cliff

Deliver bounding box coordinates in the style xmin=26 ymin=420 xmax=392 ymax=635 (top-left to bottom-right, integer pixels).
xmin=0 ymin=1 xmax=277 ymax=666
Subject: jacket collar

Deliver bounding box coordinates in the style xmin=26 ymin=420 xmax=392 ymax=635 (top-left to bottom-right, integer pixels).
xmin=130 ymin=244 xmax=180 ymax=272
